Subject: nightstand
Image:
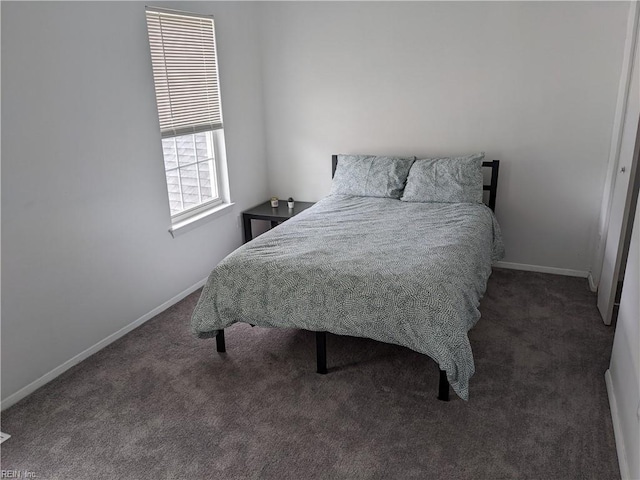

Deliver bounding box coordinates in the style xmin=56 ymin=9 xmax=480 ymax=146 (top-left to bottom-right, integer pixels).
xmin=242 ymin=200 xmax=315 ymax=243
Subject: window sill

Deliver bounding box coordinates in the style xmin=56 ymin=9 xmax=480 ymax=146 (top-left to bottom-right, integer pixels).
xmin=169 ymin=202 xmax=235 ymax=238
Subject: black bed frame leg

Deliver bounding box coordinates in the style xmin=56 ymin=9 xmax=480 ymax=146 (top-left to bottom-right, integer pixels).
xmin=216 ymin=329 xmax=226 ymax=353
xmin=316 ymin=331 xmax=328 ymax=374
xmin=437 ymin=369 xmax=450 ymax=401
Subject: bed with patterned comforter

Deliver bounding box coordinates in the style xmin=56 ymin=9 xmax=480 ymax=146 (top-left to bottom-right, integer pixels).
xmin=191 ymin=194 xmax=504 ymax=400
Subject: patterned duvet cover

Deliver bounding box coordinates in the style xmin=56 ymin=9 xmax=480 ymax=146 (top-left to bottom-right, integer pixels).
xmin=191 ymin=195 xmax=504 ymax=399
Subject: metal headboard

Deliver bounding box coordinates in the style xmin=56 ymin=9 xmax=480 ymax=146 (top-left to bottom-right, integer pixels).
xmin=331 ymin=155 xmax=500 ymax=212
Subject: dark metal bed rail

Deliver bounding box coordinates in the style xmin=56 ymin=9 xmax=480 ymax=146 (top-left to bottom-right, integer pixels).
xmin=313 ymin=331 xmax=449 ymax=401
xmin=482 ymin=159 xmax=500 ymax=212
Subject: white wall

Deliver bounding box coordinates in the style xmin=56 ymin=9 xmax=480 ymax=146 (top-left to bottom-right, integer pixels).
xmin=1 ymin=1 xmax=268 ymax=403
xmin=260 ymin=1 xmax=629 ymax=273
xmin=607 ymin=193 xmax=640 ymax=480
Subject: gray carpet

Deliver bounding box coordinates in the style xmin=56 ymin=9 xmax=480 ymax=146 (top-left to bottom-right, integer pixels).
xmin=1 ymin=269 xmax=620 ymax=479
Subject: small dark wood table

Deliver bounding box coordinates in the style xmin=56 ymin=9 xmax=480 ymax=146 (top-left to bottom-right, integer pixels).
xmin=242 ymin=200 xmax=315 ymax=243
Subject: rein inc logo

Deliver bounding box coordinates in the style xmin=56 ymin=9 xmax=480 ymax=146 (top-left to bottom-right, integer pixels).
xmin=1 ymin=471 xmax=37 ymax=478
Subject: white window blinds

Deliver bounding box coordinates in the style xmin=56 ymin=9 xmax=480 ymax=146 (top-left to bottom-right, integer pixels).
xmin=146 ymin=8 xmax=223 ymax=138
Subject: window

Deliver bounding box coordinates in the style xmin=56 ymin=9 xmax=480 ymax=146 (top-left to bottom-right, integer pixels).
xmin=146 ymin=7 xmax=227 ymax=223
xmin=162 ymin=131 xmax=220 ymax=217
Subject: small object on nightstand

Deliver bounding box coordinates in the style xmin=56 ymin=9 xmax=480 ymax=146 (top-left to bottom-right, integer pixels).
xmin=270 ymin=197 xmax=279 ymax=208
xmin=288 ymin=197 xmax=295 ymax=209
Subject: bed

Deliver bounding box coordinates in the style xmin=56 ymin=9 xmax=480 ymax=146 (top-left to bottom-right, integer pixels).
xmin=191 ymin=153 xmax=504 ymax=400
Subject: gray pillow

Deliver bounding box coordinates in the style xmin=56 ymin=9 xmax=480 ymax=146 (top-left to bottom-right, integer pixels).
xmin=330 ymin=155 xmax=416 ymax=199
xmin=401 ymin=153 xmax=485 ymax=204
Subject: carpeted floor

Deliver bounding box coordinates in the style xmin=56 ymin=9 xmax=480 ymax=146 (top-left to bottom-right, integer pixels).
xmin=1 ymin=269 xmax=619 ymax=479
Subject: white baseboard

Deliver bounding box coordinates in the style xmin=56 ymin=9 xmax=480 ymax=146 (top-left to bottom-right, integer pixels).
xmin=494 ymin=261 xmax=589 ymax=278
xmin=0 ymin=278 xmax=208 ymax=411
xmin=588 ymin=273 xmax=598 ymax=293
xmin=605 ymin=369 xmax=630 ymax=480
